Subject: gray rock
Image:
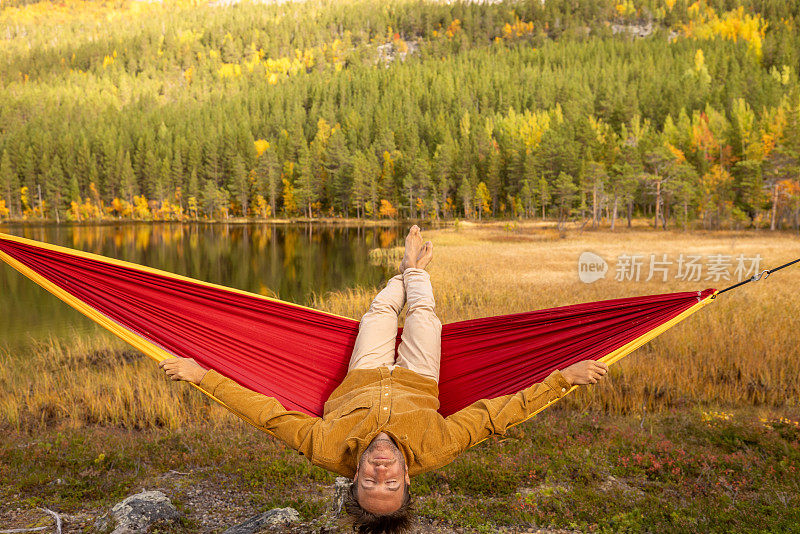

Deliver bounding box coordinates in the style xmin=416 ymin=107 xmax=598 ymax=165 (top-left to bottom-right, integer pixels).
xmin=331 ymin=477 xmax=352 ymax=515
xmin=95 ymin=490 xmax=180 ymax=534
xmin=599 ymin=475 xmax=645 ymax=498
xmin=222 ymin=508 xmax=300 ymax=534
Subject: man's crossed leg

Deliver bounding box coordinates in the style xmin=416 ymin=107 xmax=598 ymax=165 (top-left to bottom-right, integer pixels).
xmin=349 ymin=226 xmax=440 ymax=382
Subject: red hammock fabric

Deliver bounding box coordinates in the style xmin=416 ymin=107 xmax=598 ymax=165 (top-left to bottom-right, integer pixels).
xmin=0 ymin=233 xmax=716 ymax=418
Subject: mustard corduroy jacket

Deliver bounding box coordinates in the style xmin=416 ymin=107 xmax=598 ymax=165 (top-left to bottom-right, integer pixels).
xmin=199 ymin=366 xmax=573 ymax=478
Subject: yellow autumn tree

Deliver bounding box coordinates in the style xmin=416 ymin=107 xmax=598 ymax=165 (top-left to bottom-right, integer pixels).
xmin=282 ymin=178 xmax=297 ymax=215
xmin=133 ymin=195 xmax=151 ymax=220
xmin=379 ymin=199 xmax=397 ymax=219
xmin=254 ymin=139 xmax=270 ymax=157
xmin=187 ymin=196 xmax=199 ymax=220
xmin=254 ymin=193 xmax=271 ymax=218
xmin=110 ymin=197 xmax=133 ymax=218
xmin=474 ymin=182 xmax=491 ymax=220
xmin=20 ymin=186 xmax=32 ymax=218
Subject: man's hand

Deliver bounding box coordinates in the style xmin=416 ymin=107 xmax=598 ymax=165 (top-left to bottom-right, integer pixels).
xmin=561 ymin=360 xmax=608 ymax=386
xmin=158 ymin=357 xmax=208 ymax=385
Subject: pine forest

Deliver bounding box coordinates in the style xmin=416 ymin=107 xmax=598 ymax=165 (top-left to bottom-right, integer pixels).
xmin=2 ymin=0 xmax=800 ymax=230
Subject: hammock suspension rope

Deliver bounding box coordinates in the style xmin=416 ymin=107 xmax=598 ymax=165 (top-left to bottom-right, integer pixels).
xmin=713 ymin=257 xmax=800 ymax=297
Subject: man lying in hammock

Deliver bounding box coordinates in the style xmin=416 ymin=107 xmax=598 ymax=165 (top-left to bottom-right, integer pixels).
xmin=159 ymin=225 xmax=608 ymax=533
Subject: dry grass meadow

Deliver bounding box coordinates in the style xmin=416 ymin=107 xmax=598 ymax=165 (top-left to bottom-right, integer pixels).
xmin=2 ymin=222 xmax=799 ymax=430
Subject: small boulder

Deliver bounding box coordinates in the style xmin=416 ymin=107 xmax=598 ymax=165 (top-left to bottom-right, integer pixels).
xmin=332 ymin=477 xmax=352 ymax=515
xmin=95 ymin=490 xmax=180 ymax=534
xmin=222 ymin=508 xmax=300 ymax=534
xmin=599 ymin=475 xmax=645 ymax=498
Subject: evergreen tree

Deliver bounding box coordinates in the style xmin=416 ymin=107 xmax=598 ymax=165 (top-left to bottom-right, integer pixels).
xmin=0 ymin=150 xmax=18 ymax=216
xmin=457 ymin=173 xmax=473 ymax=218
xmin=553 ymin=172 xmax=578 ymax=230
xmin=351 ymin=151 xmax=373 ymax=219
xmin=68 ymin=175 xmax=81 ymax=204
xmin=324 ymin=128 xmax=351 ymax=214
xmin=171 ymin=150 xmax=185 ymax=198
xmin=486 ymin=147 xmax=502 ymax=215
xmin=229 ymin=154 xmax=250 ymax=216
xmin=257 ymin=146 xmax=281 ymax=217
xmin=120 ymin=151 xmax=137 ymax=204
xmin=293 ymin=143 xmax=317 ymax=218
xmin=45 ymin=154 xmax=66 ymax=223
xmin=75 ymin=136 xmax=93 ymax=194
xmin=20 ymin=147 xmax=37 ymax=210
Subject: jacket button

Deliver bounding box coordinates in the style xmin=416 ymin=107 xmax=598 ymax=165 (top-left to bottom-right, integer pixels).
xmin=383 ymin=407 xmax=388 ymax=411
xmin=561 ymin=387 xmax=566 ymax=392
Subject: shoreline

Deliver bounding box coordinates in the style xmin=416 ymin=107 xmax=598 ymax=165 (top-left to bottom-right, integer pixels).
xmin=2 ymin=217 xmax=799 ymax=236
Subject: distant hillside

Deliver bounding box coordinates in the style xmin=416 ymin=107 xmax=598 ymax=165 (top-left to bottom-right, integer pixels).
xmin=1 ymin=0 xmax=799 ymax=230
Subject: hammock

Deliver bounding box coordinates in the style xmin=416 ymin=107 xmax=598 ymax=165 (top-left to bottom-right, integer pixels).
xmin=0 ymin=232 xmax=717 ymax=422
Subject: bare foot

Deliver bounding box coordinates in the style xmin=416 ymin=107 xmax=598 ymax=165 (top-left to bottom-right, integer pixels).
xmin=399 ymin=225 xmax=424 ymax=273
xmin=560 ymin=360 xmax=608 ymax=386
xmin=416 ymin=241 xmax=433 ymax=270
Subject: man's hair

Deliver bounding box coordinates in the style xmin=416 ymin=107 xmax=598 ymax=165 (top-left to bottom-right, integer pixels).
xmin=343 ymin=481 xmax=414 ymax=534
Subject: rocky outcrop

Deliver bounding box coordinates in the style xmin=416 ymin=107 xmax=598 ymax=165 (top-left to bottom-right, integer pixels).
xmin=221 ymin=507 xmax=300 ymax=534
xmin=95 ymin=490 xmax=180 ymax=534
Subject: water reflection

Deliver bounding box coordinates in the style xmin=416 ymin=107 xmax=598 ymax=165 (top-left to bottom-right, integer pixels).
xmin=0 ymin=223 xmax=403 ymax=347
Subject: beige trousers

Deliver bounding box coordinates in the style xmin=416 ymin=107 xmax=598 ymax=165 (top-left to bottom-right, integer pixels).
xmin=348 ymin=268 xmax=442 ymax=382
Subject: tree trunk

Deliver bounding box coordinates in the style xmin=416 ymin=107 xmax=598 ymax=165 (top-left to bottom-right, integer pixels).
xmin=627 ymin=200 xmax=633 ymax=228
xmin=770 ymin=183 xmax=779 ymax=231
xmin=610 ymin=195 xmax=618 ymax=231
xmin=654 ymin=178 xmax=661 ymax=229
xmin=683 ymin=201 xmax=688 ymax=231
xmin=592 ymin=183 xmax=598 ymax=228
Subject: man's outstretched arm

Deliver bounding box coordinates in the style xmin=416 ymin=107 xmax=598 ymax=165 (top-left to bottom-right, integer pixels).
xmin=159 ymin=357 xmax=319 ymax=456
xmin=443 ymin=360 xmax=608 ymax=453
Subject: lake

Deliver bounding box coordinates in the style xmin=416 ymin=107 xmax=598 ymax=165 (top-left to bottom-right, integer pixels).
xmin=0 ymin=222 xmax=405 ymax=348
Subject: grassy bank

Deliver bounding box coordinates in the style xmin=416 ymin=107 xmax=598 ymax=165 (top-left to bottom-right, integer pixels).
xmin=2 ymin=225 xmax=800 ymax=531
xmin=2 ymin=407 xmax=799 ymax=533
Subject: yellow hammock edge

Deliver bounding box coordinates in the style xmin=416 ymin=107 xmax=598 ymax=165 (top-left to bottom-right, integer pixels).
xmin=0 ymin=231 xmax=717 ymax=441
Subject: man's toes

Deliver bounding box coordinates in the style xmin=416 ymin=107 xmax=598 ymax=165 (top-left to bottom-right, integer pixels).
xmin=416 ymin=241 xmax=433 ymax=267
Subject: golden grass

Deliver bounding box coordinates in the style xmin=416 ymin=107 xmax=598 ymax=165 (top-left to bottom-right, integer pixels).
xmin=2 ymin=223 xmax=799 ymax=430
xmin=417 ymin=224 xmax=800 ymax=415
xmin=0 ymin=335 xmax=231 ymax=431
